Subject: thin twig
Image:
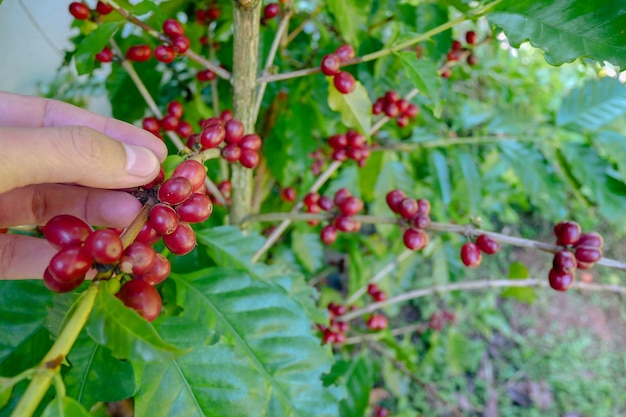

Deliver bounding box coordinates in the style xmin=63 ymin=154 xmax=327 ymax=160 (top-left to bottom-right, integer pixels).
xmin=338 ymin=279 xmax=626 ymax=322
xmin=344 ymin=323 xmax=426 ymax=345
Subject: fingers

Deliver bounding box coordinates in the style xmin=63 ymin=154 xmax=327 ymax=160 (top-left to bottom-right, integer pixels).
xmin=0 ymin=184 xmax=143 ymax=228
xmin=0 ymin=234 xmax=57 ymax=279
xmin=0 ymin=126 xmax=161 ymax=194
xmin=0 ymin=91 xmax=167 ymax=161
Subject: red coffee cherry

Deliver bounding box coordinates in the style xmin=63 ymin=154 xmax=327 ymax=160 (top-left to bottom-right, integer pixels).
xmin=69 ymin=2 xmax=90 ymax=20
xmin=552 ymin=250 xmax=577 ymax=274
xmin=318 ymin=196 xmax=334 ymax=211
xmin=172 ymin=35 xmax=191 ymax=54
xmin=172 ymin=160 xmax=206 ymax=192
xmin=333 ymin=71 xmax=356 ymax=94
xmin=220 ymin=109 xmax=233 ymax=122
xmin=135 ymin=223 xmax=161 ymax=246
xmin=366 ymin=313 xmax=388 ymax=330
xmin=118 ymin=279 xmax=162 ymax=321
xmin=465 ymin=30 xmax=477 ymax=45
xmin=126 ymin=45 xmax=152 ymax=62
xmin=96 ymin=1 xmax=113 ymax=15
xmin=166 ymin=100 xmax=183 ymax=118
xmin=121 ymin=242 xmax=157 ymax=275
xmin=386 ymin=189 xmax=406 ymax=213
xmin=404 ymin=103 xmax=419 ymax=118
xmin=548 ymin=268 xmax=574 ymax=292
xmin=320 ymin=225 xmax=338 ymax=245
xmin=160 ymin=114 xmax=179 ymax=131
xmin=200 ymin=124 xmax=226 ymax=149
xmin=263 ymin=3 xmax=279 ymax=19
xmin=331 ymin=148 xmax=348 ymax=162
xmin=196 ymin=69 xmax=216 ymax=82
xmin=158 ymin=177 xmax=193 ymax=205
xmin=461 ymin=242 xmax=482 ymax=268
xmin=176 ymin=193 xmax=213 ymax=223
xmin=320 ymin=54 xmax=341 ymax=76
xmin=224 ymin=119 xmax=245 ymax=144
xmin=574 ymin=246 xmax=602 ymax=264
xmin=155 ymin=44 xmax=175 ymax=63
xmin=328 ymin=134 xmax=348 ymax=149
xmin=142 ymin=117 xmax=161 ymax=135
xmin=95 ymin=47 xmax=114 ymax=63
xmin=398 ymin=198 xmax=418 ymax=219
xmin=134 ymin=253 xmax=171 ymax=286
xmin=44 ymin=215 xmax=92 ymax=250
xmin=396 ymin=116 xmax=409 ymax=128
xmin=372 ymin=99 xmax=385 ymax=115
xmin=83 ymin=229 xmax=123 ymax=264
xmin=240 ymin=134 xmax=262 ymax=151
xmin=403 ymin=228 xmax=428 ymax=251
xmin=48 ymin=246 xmax=93 ymax=283
xmin=412 ymin=214 xmax=431 ymax=229
xmin=176 ymin=121 xmax=193 ymax=139
xmin=303 ymin=192 xmax=320 ymax=207
xmin=43 ymin=268 xmax=84 ymax=293
xmin=475 ymin=234 xmax=500 ymax=255
xmin=554 ymin=221 xmax=581 ymax=246
xmin=335 ymin=44 xmax=355 ymax=62
xmin=467 ymin=54 xmax=478 ymax=66
xmin=416 ymin=198 xmax=431 ymax=215
xmin=338 ymin=196 xmax=363 ymax=216
xmin=576 ymin=232 xmax=603 ymax=248
xmin=149 ymin=204 xmax=179 ymax=235
xmin=281 ymin=187 xmax=297 ymax=202
xmin=163 ymin=223 xmax=196 ymax=255
xmin=384 ymin=101 xmax=400 ymax=118
xmin=163 ymin=18 xmax=185 ymax=38
xmin=334 ymin=215 xmax=356 ymax=232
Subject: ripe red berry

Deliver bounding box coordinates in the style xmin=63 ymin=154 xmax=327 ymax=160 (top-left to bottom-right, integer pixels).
xmin=385 ymin=102 xmax=400 ymax=118
xmin=48 ymin=246 xmax=93 ymax=283
xmin=224 ymin=119 xmax=245 ymax=144
xmin=403 ymin=228 xmax=428 ymax=251
xmin=134 ymin=253 xmax=171 ymax=286
xmin=548 ymin=268 xmax=574 ymax=292
xmin=196 ymin=69 xmax=216 ymax=82
xmin=346 ymin=130 xmax=365 ymax=147
xmin=172 ymin=35 xmax=191 ymax=54
xmin=475 ymin=234 xmax=500 ymax=255
xmin=576 ymin=232 xmax=603 ymax=248
xmin=158 ymin=177 xmax=193 ymax=205
xmin=335 ymin=44 xmax=355 ymax=62
xmin=367 ymin=283 xmax=380 ymax=296
xmin=440 ymin=68 xmax=452 ymax=78
xmin=461 ymin=242 xmax=482 ymax=268
xmin=404 ymin=103 xmax=419 ymax=118
xmin=303 ymin=192 xmax=320 ymax=207
xmin=69 ymin=2 xmax=90 ymax=20
xmin=161 ymin=114 xmax=179 ymax=131
xmin=220 ymin=109 xmax=233 ymax=122
xmin=467 ymin=54 xmax=478 ymax=66
xmin=200 ymin=124 xmax=226 ymax=148
xmin=220 ymin=144 xmax=241 ymax=163
xmin=149 ymin=204 xmax=179 ymax=235
xmin=121 ymin=242 xmax=156 ymax=275
xmin=574 ymin=246 xmax=602 ymax=264
xmin=176 ymin=121 xmax=193 ymax=139
xmin=163 ymin=18 xmax=185 ymax=38
xmin=142 ymin=117 xmax=161 ymax=135
xmin=333 ymin=71 xmax=356 ymax=94
xmin=331 ymin=148 xmax=348 ymax=162
xmin=84 ymin=229 xmax=123 ymax=264
xmin=43 ymin=267 xmax=84 ymax=293
xmin=126 ymin=45 xmax=152 ymax=62
xmin=320 ymin=225 xmax=338 ymax=245
xmin=176 ymin=193 xmax=213 ymax=223
xmin=555 ymin=221 xmax=581 ymax=246
xmin=96 ymin=1 xmax=113 ymax=14
xmin=396 ymin=116 xmax=409 ymax=128
xmin=338 ymin=196 xmax=363 ymax=216
xmin=205 ymin=6 xmax=221 ymax=21
xmin=553 ymin=250 xmax=577 ymax=274
xmin=412 ymin=214 xmax=431 ymax=229
xmin=374 ymin=406 xmax=389 ymax=417
xmin=163 ymin=223 xmax=196 ymax=255
xmin=154 ymin=44 xmax=175 ymax=63
xmin=281 ymin=187 xmax=297 ymax=202
xmin=386 ymin=189 xmax=406 ymax=213
xmin=318 ymin=196 xmax=334 ymax=211
xmin=372 ymin=98 xmax=385 ymax=115
xmin=465 ymin=30 xmax=477 ymax=45
xmin=348 ymin=146 xmax=363 ymax=161
xmin=172 ymin=160 xmax=206 ymax=192
xmin=263 ymin=3 xmax=279 ymax=19
xmin=328 ymin=134 xmax=348 ymax=149
xmin=399 ymin=198 xmax=418 ymax=219
xmin=333 ymin=188 xmax=352 ymax=206
xmin=44 ymin=215 xmax=92 ymax=250
xmin=372 ymin=291 xmax=386 ymax=302
xmin=135 ymin=223 xmax=161 ymax=246
xmin=167 ymin=101 xmax=183 ymax=118
xmin=334 ymin=215 xmax=356 ymax=232
xmin=240 ymin=134 xmax=262 ymax=151
xmin=95 ymin=47 xmax=114 ymax=63
xmin=366 ymin=313 xmax=388 ymax=330
xmin=416 ymin=198 xmax=431 ymax=215
xmin=320 ymin=54 xmax=341 ymax=76
xmin=451 ymin=40 xmax=462 ymax=51
xmin=118 ymin=279 xmax=162 ymax=321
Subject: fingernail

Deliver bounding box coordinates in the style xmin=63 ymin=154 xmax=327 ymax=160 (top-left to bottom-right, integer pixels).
xmin=124 ymin=144 xmax=159 ymax=177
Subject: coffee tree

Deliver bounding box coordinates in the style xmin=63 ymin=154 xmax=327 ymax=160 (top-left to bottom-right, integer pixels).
xmin=2 ymin=0 xmax=626 ymax=416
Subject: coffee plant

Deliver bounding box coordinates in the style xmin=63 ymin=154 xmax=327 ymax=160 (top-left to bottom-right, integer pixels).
xmin=1 ymin=0 xmax=626 ymax=416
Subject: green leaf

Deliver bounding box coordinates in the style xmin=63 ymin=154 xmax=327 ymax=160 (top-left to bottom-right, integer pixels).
xmin=86 ymin=290 xmax=186 ymax=363
xmin=0 ymin=281 xmax=54 ymax=363
xmin=74 ymin=22 xmax=121 ymax=75
xmin=595 ymin=131 xmax=626 ymax=184
xmin=501 ymin=262 xmax=536 ymax=303
xmin=171 ymin=268 xmax=339 ymax=417
xmin=135 ymin=318 xmax=267 ymax=417
xmin=65 ymin=331 xmax=136 ymax=409
xmin=292 ymin=231 xmax=324 ymax=273
xmin=488 ymin=0 xmax=626 ymax=67
xmin=430 ymin=150 xmax=452 ymax=205
xmin=326 ymin=1 xmax=368 ymax=46
xmin=106 ymin=61 xmax=162 ymax=123
xmin=323 ymin=355 xmax=373 ymax=417
xmin=445 ymin=330 xmax=470 ymax=375
xmin=0 ymin=377 xmax=12 ymax=409
xmin=453 ymin=150 xmax=481 ymax=213
xmin=328 ymin=78 xmax=372 ymax=135
xmin=196 ymin=225 xmax=264 ymax=270
xmin=557 ymin=77 xmax=626 ymax=130
xmin=41 ymin=397 xmax=90 ymax=417
xmin=396 ymin=52 xmax=442 ymax=116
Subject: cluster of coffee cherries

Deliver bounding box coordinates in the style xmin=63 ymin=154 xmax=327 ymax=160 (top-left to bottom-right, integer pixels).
xmin=427 ymin=310 xmax=456 ymax=331
xmin=385 ymin=190 xmax=431 ymax=251
xmin=303 ymin=189 xmax=363 ymax=245
xmin=195 ymin=3 xmax=221 ymax=25
xmin=320 ymin=44 xmax=357 ymax=94
xmin=550 ymin=221 xmax=603 ymax=291
xmin=441 ymin=30 xmax=478 ymax=78
xmin=142 ymin=101 xmax=193 ymax=140
xmin=196 ymin=68 xmax=216 ymax=82
xmin=155 ymin=19 xmax=191 ymax=63
xmin=69 ymin=1 xmax=113 ymax=21
xmin=367 ymin=282 xmax=387 ymax=302
xmin=138 ymin=159 xmax=213 ymax=256
xmin=460 ymin=234 xmax=500 ymax=268
xmin=320 ymin=302 xmax=351 ymax=345
xmin=186 ymin=110 xmax=261 ymax=169
xmin=41 ymin=215 xmax=167 ymax=321
xmin=328 ymin=130 xmax=371 ymax=166
xmin=372 ymin=91 xmax=419 ymax=128
xmin=365 ymin=285 xmax=390 ymax=330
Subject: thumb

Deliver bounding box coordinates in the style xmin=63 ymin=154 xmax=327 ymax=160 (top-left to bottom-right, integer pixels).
xmin=0 ymin=126 xmax=161 ymax=194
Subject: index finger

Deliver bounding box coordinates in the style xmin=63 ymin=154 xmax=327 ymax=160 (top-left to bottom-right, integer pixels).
xmin=0 ymin=91 xmax=167 ymax=161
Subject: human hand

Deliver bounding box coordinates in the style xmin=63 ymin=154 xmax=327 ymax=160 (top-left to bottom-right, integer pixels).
xmin=0 ymin=92 xmax=167 ymax=279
